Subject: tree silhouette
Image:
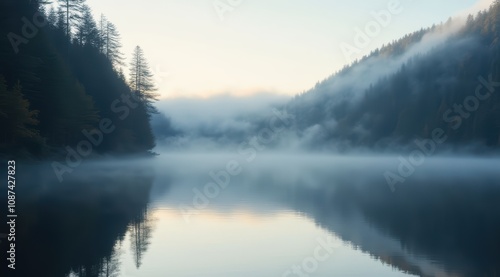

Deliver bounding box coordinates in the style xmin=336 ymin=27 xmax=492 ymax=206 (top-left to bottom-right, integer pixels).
xmin=76 ymin=4 xmax=99 ymax=47
xmin=129 ymin=207 xmax=154 ymax=269
xmin=98 ymin=16 xmax=124 ymax=68
xmin=58 ymin=0 xmax=85 ymax=39
xmin=0 ymin=0 xmax=158 ymax=156
xmin=129 ymin=46 xmax=159 ymax=114
xmin=99 ymin=243 xmax=122 ymax=277
xmin=0 ymin=76 xmax=40 ymax=146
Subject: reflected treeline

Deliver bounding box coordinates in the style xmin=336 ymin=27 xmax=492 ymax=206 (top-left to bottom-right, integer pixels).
xmin=129 ymin=206 xmax=155 ymax=269
xmin=147 ymin=156 xmax=500 ymax=276
xmin=67 ymin=242 xmax=122 ymax=277
xmin=0 ymin=165 xmax=155 ymax=277
xmin=274 ymin=169 xmax=500 ymax=277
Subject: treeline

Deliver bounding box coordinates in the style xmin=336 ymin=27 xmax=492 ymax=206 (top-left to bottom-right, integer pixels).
xmin=286 ymin=1 xmax=500 ymax=151
xmin=0 ymin=0 xmax=158 ymax=158
xmin=0 ymin=166 xmax=155 ymax=277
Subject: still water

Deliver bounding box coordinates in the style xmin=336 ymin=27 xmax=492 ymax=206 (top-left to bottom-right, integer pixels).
xmin=4 ymin=153 xmax=500 ymax=277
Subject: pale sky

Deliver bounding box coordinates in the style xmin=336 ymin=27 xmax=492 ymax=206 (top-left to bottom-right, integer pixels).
xmin=83 ymin=0 xmax=491 ymax=99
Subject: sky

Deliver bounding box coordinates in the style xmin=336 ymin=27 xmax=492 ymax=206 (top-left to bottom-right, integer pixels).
xmin=81 ymin=0 xmax=492 ymax=99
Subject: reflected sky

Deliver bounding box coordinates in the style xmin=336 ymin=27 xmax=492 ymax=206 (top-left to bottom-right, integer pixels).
xmin=118 ymin=153 xmax=500 ymax=277
xmin=120 ymin=208 xmax=413 ymax=277
xmin=5 ymin=154 xmax=500 ymax=277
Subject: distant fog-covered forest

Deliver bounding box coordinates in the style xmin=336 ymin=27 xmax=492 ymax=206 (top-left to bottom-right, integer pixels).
xmin=154 ymin=1 xmax=500 ymax=153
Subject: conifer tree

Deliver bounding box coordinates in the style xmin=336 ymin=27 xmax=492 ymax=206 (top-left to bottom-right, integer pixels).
xmin=0 ymin=76 xmax=40 ymax=145
xmin=129 ymin=46 xmax=158 ymax=114
xmin=58 ymin=0 xmax=85 ymax=39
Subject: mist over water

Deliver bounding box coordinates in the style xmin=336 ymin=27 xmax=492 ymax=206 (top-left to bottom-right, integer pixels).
xmin=19 ymin=22 xmax=500 ymax=273
xmin=109 ymin=153 xmax=500 ymax=277
xmin=7 ymin=152 xmax=499 ymax=277
xmin=3 ymin=1 xmax=500 ymax=277
xmin=148 ymin=9 xmax=500 ymax=154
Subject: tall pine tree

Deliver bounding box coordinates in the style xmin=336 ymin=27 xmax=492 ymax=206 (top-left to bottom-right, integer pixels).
xmin=58 ymin=0 xmax=85 ymax=39
xmin=0 ymin=76 xmax=41 ymax=147
xmin=76 ymin=4 xmax=99 ymax=47
xmin=98 ymin=16 xmax=124 ymax=68
xmin=129 ymin=46 xmax=158 ymax=114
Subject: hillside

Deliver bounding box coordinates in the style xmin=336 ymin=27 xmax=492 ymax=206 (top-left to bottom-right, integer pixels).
xmin=284 ymin=2 xmax=500 ymax=151
xmin=0 ymin=0 xmax=157 ymax=158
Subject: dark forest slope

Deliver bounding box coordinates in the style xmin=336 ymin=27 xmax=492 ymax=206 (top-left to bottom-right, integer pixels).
xmin=285 ymin=2 xmax=500 ymax=151
xmin=0 ymin=0 xmax=156 ymax=158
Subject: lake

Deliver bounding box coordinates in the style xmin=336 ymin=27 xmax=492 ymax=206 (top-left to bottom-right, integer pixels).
xmin=4 ymin=153 xmax=500 ymax=277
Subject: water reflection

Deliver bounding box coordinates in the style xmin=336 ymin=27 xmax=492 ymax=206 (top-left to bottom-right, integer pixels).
xmin=129 ymin=205 xmax=155 ymax=269
xmin=282 ymin=167 xmax=500 ymax=276
xmin=0 ymin=164 xmax=156 ymax=277
xmin=148 ymin=155 xmax=500 ymax=277
xmin=2 ymin=155 xmax=500 ymax=277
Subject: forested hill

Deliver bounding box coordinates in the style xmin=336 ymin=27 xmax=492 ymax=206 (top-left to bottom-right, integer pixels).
xmin=0 ymin=0 xmax=158 ymax=158
xmin=285 ymin=1 xmax=500 ymax=151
